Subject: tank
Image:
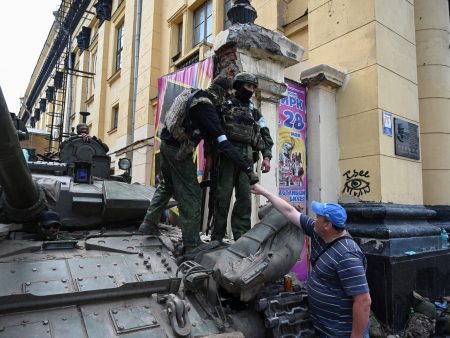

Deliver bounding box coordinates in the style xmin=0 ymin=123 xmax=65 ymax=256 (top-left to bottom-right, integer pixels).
xmin=0 ymin=86 xmax=314 ymax=338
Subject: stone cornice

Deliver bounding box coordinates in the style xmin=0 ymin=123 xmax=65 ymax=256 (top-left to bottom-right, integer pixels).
xmin=300 ymin=64 xmax=345 ymax=88
xmin=213 ymin=23 xmax=304 ymax=67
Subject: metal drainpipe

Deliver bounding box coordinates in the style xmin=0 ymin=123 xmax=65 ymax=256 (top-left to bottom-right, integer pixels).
xmin=63 ymin=33 xmax=73 ymax=138
xmin=129 ymin=0 xmax=143 ymax=171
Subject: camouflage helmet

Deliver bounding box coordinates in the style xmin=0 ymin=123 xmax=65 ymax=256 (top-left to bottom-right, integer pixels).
xmin=233 ymin=72 xmax=258 ymax=89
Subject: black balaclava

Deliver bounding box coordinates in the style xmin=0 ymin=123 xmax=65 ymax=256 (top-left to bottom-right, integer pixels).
xmin=235 ymin=82 xmax=253 ymax=102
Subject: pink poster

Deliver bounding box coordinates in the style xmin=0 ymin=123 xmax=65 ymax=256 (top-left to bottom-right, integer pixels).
xmin=278 ymin=80 xmax=307 ymax=210
xmin=278 ymin=80 xmax=309 ymax=283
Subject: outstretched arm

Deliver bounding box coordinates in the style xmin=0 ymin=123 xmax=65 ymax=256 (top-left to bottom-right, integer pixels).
xmin=251 ymin=184 xmax=301 ymax=226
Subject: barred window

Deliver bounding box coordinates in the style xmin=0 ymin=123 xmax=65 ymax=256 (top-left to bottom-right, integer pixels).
xmin=176 ymin=53 xmax=199 ymax=71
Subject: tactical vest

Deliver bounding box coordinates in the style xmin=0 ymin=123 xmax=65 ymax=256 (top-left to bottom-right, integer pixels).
xmin=161 ymin=89 xmax=210 ymax=160
xmin=221 ymin=100 xmax=264 ymax=151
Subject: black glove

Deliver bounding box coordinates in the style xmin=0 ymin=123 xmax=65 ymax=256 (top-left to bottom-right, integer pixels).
xmin=247 ymin=171 xmax=259 ymax=185
xmin=218 ymin=139 xmax=253 ymax=174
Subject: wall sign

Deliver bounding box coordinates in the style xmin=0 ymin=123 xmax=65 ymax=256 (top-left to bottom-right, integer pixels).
xmin=394 ymin=118 xmax=420 ymax=160
xmin=382 ymin=111 xmax=392 ymax=136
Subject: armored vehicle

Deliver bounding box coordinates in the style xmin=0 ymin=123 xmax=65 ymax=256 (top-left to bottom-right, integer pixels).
xmin=0 ymin=86 xmax=314 ymax=338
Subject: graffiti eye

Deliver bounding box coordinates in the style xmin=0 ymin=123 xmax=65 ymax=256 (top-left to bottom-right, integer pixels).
xmin=342 ymin=178 xmax=371 ymax=197
xmin=347 ymin=179 xmax=367 ymax=189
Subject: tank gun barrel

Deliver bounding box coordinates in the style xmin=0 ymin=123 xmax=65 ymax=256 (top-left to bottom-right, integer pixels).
xmin=0 ymin=86 xmax=45 ymax=221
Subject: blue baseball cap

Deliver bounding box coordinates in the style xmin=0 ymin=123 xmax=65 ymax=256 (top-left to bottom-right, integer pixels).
xmin=39 ymin=210 xmax=62 ymax=228
xmin=312 ymin=201 xmax=347 ymax=228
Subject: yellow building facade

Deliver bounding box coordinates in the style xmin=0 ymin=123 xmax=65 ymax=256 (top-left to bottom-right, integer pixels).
xmin=22 ymin=0 xmax=449 ymax=206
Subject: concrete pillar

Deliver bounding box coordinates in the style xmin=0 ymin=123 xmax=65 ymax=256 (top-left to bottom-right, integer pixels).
xmin=415 ymin=0 xmax=450 ymax=211
xmin=114 ymin=1 xmax=138 ymax=169
xmin=131 ymin=0 xmax=161 ymax=185
xmin=73 ymin=50 xmax=89 ymax=129
xmin=300 ymin=64 xmax=345 ymax=209
xmin=90 ymin=21 xmax=110 ymax=140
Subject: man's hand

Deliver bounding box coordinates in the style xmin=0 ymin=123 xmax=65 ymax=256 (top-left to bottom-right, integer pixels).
xmin=250 ymin=183 xmax=266 ymax=195
xmin=247 ymin=171 xmax=259 ymax=185
xmin=261 ymin=157 xmax=271 ymax=173
xmin=80 ymin=133 xmax=91 ymax=143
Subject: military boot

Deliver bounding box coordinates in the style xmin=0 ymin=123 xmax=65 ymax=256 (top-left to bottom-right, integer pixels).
xmin=137 ymin=220 xmax=160 ymax=235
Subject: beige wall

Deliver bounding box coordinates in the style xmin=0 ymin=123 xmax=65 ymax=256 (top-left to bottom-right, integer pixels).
xmin=307 ymin=0 xmax=423 ymax=204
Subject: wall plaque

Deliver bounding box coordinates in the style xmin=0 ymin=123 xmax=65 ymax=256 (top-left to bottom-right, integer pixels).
xmin=394 ymin=118 xmax=420 ymax=160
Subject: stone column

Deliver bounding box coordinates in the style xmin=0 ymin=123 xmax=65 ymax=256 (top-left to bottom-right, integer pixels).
xmin=90 ymin=21 xmax=110 ymax=140
xmin=415 ymin=0 xmax=450 ymax=222
xmin=131 ymin=0 xmax=161 ymax=185
xmin=73 ymin=51 xmax=89 ymax=128
xmin=300 ymin=64 xmax=345 ymax=210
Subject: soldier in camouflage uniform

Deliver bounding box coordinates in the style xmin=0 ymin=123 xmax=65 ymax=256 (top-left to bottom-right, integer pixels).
xmin=139 ymin=68 xmax=259 ymax=253
xmin=211 ymin=72 xmax=274 ymax=242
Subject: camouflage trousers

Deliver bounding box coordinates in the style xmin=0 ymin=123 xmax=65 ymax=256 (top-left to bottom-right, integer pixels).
xmin=212 ymin=149 xmax=252 ymax=242
xmin=404 ymin=313 xmax=436 ymax=338
xmin=143 ymin=141 xmax=201 ymax=248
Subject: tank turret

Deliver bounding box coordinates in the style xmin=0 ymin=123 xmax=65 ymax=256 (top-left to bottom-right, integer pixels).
xmin=0 ymin=86 xmax=46 ymax=222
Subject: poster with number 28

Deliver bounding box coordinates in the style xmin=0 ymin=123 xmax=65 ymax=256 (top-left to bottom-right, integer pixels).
xmin=278 ymin=80 xmax=307 ymax=212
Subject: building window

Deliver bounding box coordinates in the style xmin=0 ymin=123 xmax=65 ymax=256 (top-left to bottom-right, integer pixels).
xmin=177 ymin=22 xmax=183 ymax=54
xmin=193 ymin=0 xmax=212 ymax=46
xmin=115 ymin=22 xmax=124 ymax=71
xmin=112 ymin=105 xmax=119 ymax=130
xmin=88 ymin=50 xmax=97 ymax=97
xmin=224 ymin=0 xmax=233 ymax=29
xmin=172 ymin=22 xmax=183 ymax=63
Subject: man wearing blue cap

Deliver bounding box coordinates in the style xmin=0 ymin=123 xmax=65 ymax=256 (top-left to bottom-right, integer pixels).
xmin=37 ymin=210 xmax=61 ymax=239
xmin=251 ymin=183 xmax=371 ymax=338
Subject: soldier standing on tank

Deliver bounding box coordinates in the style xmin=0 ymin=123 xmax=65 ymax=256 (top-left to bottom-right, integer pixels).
xmin=211 ymin=72 xmax=273 ymax=242
xmin=139 ymin=65 xmax=259 ymax=254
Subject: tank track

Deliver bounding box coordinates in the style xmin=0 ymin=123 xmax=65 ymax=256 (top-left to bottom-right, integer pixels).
xmin=256 ymin=282 xmax=316 ymax=338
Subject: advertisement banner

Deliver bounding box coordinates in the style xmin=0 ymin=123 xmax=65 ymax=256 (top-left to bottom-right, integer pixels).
xmin=152 ymin=58 xmax=214 ymax=184
xmin=278 ymin=80 xmax=307 ymax=210
xmin=278 ymin=80 xmax=309 ymax=283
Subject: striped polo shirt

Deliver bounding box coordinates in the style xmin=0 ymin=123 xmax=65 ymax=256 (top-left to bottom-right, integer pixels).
xmin=300 ymin=214 xmax=369 ymax=337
